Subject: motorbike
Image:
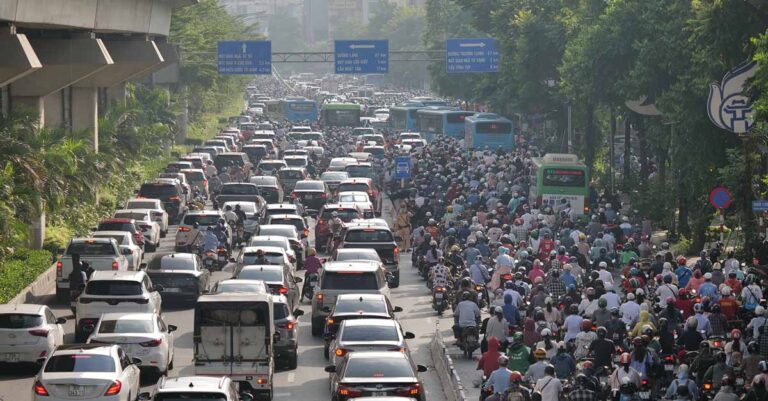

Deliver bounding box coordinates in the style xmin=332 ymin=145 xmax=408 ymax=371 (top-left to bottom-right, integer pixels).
xmin=303 ymin=272 xmax=319 ymax=301
xmin=732 ymin=366 xmax=746 ymax=394
xmin=702 ymin=381 xmax=714 ymax=401
xmin=474 ymin=283 xmax=487 ymax=309
xmin=202 ymin=249 xmax=217 ymax=271
xmin=660 ymin=354 xmax=677 ymax=392
xmin=216 ymin=246 xmax=228 ymax=270
xmin=458 ymin=326 xmax=480 ymax=358
xmin=433 ymin=286 xmax=448 ymax=315
xmin=638 ymin=379 xmax=652 ymax=401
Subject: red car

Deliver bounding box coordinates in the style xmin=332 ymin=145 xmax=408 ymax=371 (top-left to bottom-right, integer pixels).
xmin=96 ymin=218 xmax=146 ymax=250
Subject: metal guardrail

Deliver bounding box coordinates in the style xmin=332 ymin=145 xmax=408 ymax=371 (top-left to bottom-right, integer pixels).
xmin=430 ymin=328 xmax=469 ymax=401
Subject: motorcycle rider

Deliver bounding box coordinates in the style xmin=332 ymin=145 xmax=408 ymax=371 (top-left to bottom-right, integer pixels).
xmin=302 ymin=248 xmax=322 ymax=296
xmin=703 ymin=352 xmax=734 ymax=392
xmin=223 ymin=205 xmax=238 ymax=226
xmin=485 ymin=308 xmax=510 ymax=351
xmin=664 ymin=364 xmax=699 ymax=401
xmin=327 ymin=211 xmax=343 ymax=252
xmin=742 ymin=276 xmax=763 ymax=312
xmin=483 ymin=355 xmax=513 ymax=401
xmin=551 ymin=341 xmax=576 ymax=379
xmin=532 ymin=365 xmax=562 ymax=401
xmin=477 ymin=336 xmax=503 ymax=378
xmin=620 ymin=293 xmax=641 ymax=325
xmin=502 ymin=371 xmax=531 ymax=401
xmin=525 ymin=348 xmax=550 ymax=383
xmin=252 ymin=249 xmax=269 ymax=265
xmin=202 ymin=226 xmax=219 ymax=252
xmin=430 ymin=256 xmax=451 ymax=289
xmin=454 ymin=291 xmax=481 ymax=341
xmin=569 ymin=374 xmax=598 ymax=401
xmin=690 ymin=341 xmax=715 ymax=383
xmin=506 ymin=332 xmax=531 ymax=373
xmin=470 ymin=255 xmax=491 ymax=288
xmin=574 ymin=319 xmax=597 ymax=359
xmin=656 ymin=274 xmax=678 ymax=308
xmin=588 ymin=326 xmax=615 ymax=371
xmin=712 ymin=376 xmax=739 ymax=401
xmin=610 ymin=353 xmax=641 ymax=394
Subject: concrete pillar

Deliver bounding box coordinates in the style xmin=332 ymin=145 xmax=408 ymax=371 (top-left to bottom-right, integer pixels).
xmin=71 ymin=86 xmax=99 ymax=151
xmin=9 ymin=95 xmax=44 ymax=126
xmin=43 ymin=91 xmax=64 ymax=128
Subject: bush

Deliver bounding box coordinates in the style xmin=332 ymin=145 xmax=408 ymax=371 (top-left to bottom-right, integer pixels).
xmin=0 ymin=248 xmax=52 ymax=303
xmin=43 ymin=225 xmax=73 ymax=256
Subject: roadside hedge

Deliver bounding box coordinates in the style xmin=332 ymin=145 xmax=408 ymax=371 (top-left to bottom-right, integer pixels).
xmin=0 ymin=248 xmax=53 ymax=303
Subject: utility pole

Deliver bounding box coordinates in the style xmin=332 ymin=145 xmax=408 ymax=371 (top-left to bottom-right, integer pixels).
xmin=567 ymin=101 xmax=573 ymax=153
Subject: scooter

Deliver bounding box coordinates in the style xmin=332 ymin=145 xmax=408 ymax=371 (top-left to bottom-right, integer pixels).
xmin=433 ymin=286 xmax=448 ymax=315
xmin=458 ymin=326 xmax=480 ymax=358
xmin=303 ymin=273 xmax=319 ymax=301
xmin=216 ymin=246 xmax=228 ymax=270
xmin=202 ymin=249 xmax=217 ymax=271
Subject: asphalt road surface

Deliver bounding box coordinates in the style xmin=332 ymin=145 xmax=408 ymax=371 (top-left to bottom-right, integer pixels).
xmin=0 ymin=202 xmax=446 ymax=401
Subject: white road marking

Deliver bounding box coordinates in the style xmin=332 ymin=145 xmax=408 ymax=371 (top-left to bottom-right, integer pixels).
xmin=287 ymin=372 xmax=295 ymax=383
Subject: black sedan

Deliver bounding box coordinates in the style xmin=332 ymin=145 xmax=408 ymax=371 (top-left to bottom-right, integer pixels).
xmin=145 ymin=252 xmax=210 ymax=303
xmin=325 ymin=352 xmax=427 ymax=401
xmin=291 ymin=180 xmax=331 ymax=210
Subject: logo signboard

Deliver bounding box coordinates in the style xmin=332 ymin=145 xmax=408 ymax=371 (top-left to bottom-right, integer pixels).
xmin=707 ymin=60 xmax=758 ymax=134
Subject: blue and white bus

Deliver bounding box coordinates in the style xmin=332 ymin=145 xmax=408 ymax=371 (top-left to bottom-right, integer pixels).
xmin=464 ymin=113 xmax=514 ymax=150
xmin=390 ymin=104 xmax=425 ymax=131
xmin=281 ymin=98 xmax=318 ymax=122
xmin=410 ymin=97 xmax=448 ymax=107
xmin=417 ymin=108 xmax=476 ymax=142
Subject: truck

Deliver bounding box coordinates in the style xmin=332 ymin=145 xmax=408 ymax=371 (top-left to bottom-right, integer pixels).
xmin=337 ymin=223 xmax=401 ymax=287
xmin=56 ymin=238 xmax=131 ymax=302
xmin=194 ymin=293 xmax=275 ymax=400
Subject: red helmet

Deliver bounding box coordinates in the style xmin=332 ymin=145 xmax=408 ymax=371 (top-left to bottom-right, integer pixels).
xmin=731 ymin=329 xmax=741 ymax=339
xmin=666 ymin=297 xmax=676 ymax=306
xmin=619 ymin=352 xmax=631 ymax=364
xmin=581 ymin=360 xmax=594 ymax=370
xmin=677 ymin=256 xmax=687 ymax=265
xmin=581 ymin=319 xmax=593 ymax=331
xmin=509 ymin=371 xmax=523 ymax=383
xmin=678 ymin=288 xmax=688 ymax=297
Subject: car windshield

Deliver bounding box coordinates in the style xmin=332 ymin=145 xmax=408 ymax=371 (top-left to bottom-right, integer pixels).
xmin=238 ymin=268 xmax=283 ymax=282
xmin=321 ymin=272 xmax=378 ymax=290
xmin=342 ymin=325 xmax=399 ymax=341
xmin=221 ymin=185 xmax=258 ymax=195
xmin=242 ymin=253 xmax=284 ymax=266
xmin=98 ymin=222 xmax=134 ymax=232
xmin=0 ymin=314 xmax=43 ymax=329
xmin=321 ymin=172 xmax=348 ymax=181
xmin=274 ymin=303 xmax=290 ymax=320
xmin=93 ymin=235 xmax=128 ymax=245
xmin=182 ymin=214 xmax=221 ymax=226
xmin=335 ymin=299 xmax=388 ymax=314
xmin=155 ymin=394 xmax=227 ymax=401
xmin=279 ymin=170 xmax=305 ymax=179
xmin=44 ymin=354 xmax=116 ymax=373
xmin=126 ymin=201 xmax=158 ymax=209
xmin=138 ymin=184 xmax=177 ymax=197
xmin=85 ymin=281 xmax=143 ymax=296
xmin=249 ymin=239 xmax=287 ymax=249
xmin=339 ymin=183 xmax=370 ymax=192
xmin=336 ymin=251 xmax=380 ymax=262
xmin=345 ymin=229 xmax=393 ymax=242
xmin=294 ymin=181 xmax=323 ymax=191
xmin=344 ymin=357 xmax=413 ymax=378
xmin=339 ymin=194 xmax=369 ymax=203
xmin=321 ymin=209 xmax=360 ymax=222
xmin=285 ymin=158 xmax=307 ymax=167
xmin=66 ymin=242 xmax=116 ymax=256
xmin=98 ymin=319 xmax=153 ymax=334
xmin=269 ymin=219 xmax=304 ymax=231
xmin=114 ymin=212 xmax=148 ymax=221
xmin=159 ymin=256 xmax=196 ymax=270
xmin=182 ymin=171 xmax=205 ymax=180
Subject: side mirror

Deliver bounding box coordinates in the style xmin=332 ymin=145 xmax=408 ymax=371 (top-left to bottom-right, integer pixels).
xmin=121 ymin=248 xmax=132 ymax=256
xmin=393 ymin=306 xmax=403 ymax=313
xmin=154 ymin=285 xmax=164 ymax=293
xmin=56 ymin=317 xmax=67 ymax=325
xmin=324 ymin=365 xmax=336 ymax=373
xmin=322 ymin=306 xmax=331 ymax=313
xmin=293 ymin=309 xmax=304 ymax=317
xmin=168 ymin=325 xmax=178 ymax=333
xmin=417 ymin=364 xmax=428 ymax=373
xmin=139 ymin=262 xmax=147 ymax=270
xmin=294 ymin=277 xmax=303 ymax=283
xmin=138 ymin=393 xmax=151 ymax=401
xmin=229 ymin=257 xmax=236 ymax=263
xmin=131 ymin=357 xmax=142 ymax=365
xmin=239 ymin=391 xmax=255 ymax=401
xmin=404 ymin=331 xmax=416 ymax=339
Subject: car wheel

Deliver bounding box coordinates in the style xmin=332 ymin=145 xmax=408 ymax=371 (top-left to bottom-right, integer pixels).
xmin=311 ymin=317 xmax=323 ymax=337
xmin=168 ymin=358 xmax=174 ymax=371
xmin=323 ymin=344 xmax=329 ymax=359
xmin=160 ymin=230 xmax=166 ymax=238
xmin=287 ymin=351 xmax=298 ymax=370
xmin=55 ymin=287 xmax=68 ymax=304
xmin=147 ymin=242 xmax=157 ymax=252
xmin=391 ymin=271 xmax=400 ymax=288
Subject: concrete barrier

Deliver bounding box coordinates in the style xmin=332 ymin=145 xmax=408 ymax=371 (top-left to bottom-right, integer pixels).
xmin=430 ymin=328 xmax=469 ymax=401
xmin=9 ymin=263 xmax=57 ymax=305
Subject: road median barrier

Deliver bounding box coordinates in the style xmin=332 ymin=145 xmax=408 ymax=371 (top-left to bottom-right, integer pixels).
xmin=430 ymin=327 xmax=468 ymax=401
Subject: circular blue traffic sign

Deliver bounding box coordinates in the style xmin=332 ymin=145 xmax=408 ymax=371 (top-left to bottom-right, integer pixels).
xmin=709 ymin=187 xmax=733 ymax=209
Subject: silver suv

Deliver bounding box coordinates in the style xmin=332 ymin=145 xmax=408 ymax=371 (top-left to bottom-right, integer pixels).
xmin=140 ymin=375 xmax=252 ymax=401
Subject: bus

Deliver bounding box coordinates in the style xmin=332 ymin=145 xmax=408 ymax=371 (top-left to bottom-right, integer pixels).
xmin=390 ymin=104 xmax=425 ymax=131
xmin=529 ymin=153 xmax=590 ymax=217
xmin=410 ymin=97 xmax=448 ymax=107
xmin=464 ymin=113 xmax=514 ymax=150
xmin=281 ymin=98 xmax=318 ymax=122
xmin=265 ymin=100 xmax=281 ymax=120
xmin=417 ymin=108 xmax=476 ymax=142
xmin=322 ymin=103 xmax=361 ymax=127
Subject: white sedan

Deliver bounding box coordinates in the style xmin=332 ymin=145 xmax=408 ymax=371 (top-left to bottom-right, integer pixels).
xmin=0 ymin=304 xmax=65 ymax=364
xmin=87 ymin=312 xmax=176 ymax=380
xmin=113 ymin=209 xmax=161 ymax=252
xmin=124 ymin=198 xmax=169 ymax=237
xmin=33 ymin=344 xmax=140 ymax=401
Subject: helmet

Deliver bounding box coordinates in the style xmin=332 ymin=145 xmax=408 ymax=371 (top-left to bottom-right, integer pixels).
xmin=586 ymin=287 xmax=596 ymax=296
xmin=557 ymin=341 xmax=567 ymax=350
xmin=255 ymin=249 xmax=265 ymax=256
xmin=663 ymin=274 xmax=673 ymax=284
xmin=569 ymin=305 xmax=579 ymax=315
xmin=576 ymin=373 xmax=590 ymax=387
xmin=509 ymin=371 xmax=523 ymax=383
xmin=619 ymin=352 xmax=631 ymax=364
xmin=505 ymin=281 xmax=515 ymax=289
xmin=693 ymin=303 xmax=703 ymax=313
xmin=596 ymin=326 xmax=607 ymax=338
xmin=720 ymin=286 xmax=731 ymax=296
xmin=598 ymin=298 xmax=607 ymax=308
xmin=206 ymin=226 xmax=213 ymax=231
xmin=193 ymin=222 xmax=200 ymax=228
xmin=678 ymin=288 xmax=688 ymax=297
xmin=731 ymin=329 xmax=741 ymax=339
xmin=712 ymin=304 xmax=721 ymax=313
xmin=760 ymin=360 xmax=768 ymax=373
xmin=599 ymin=261 xmax=607 ymax=268
xmin=626 ymin=293 xmax=635 ymax=300
xmin=704 ymin=272 xmax=712 ymax=280
xmin=461 ymin=291 xmax=472 ymax=301
xmin=534 ymin=348 xmax=547 ymax=359
xmin=677 ymin=256 xmax=687 ymax=265
xmin=721 ymin=375 xmax=733 ymax=387
xmin=308 ymin=248 xmax=317 ymax=256
xmin=545 ymin=297 xmax=553 ymax=305
xmin=700 ymin=340 xmax=710 ymax=350
xmin=715 ymin=352 xmax=726 ymax=363
xmin=748 ymin=341 xmax=759 ymax=353
xmin=450 ymin=245 xmax=461 ymax=253
xmin=757 ymin=306 xmax=766 ymax=316
xmin=430 ymin=240 xmax=438 ymax=247
xmin=581 ymin=319 xmax=593 ymax=331
xmin=331 ymin=211 xmax=338 ymax=217
xmin=666 ymin=297 xmax=676 ymax=306
xmin=541 ymin=328 xmax=552 ymax=337
xmin=642 ymin=325 xmax=654 ymax=336
xmin=498 ymin=355 xmax=509 ymax=366
xmin=512 ymin=332 xmax=524 ymax=342
xmin=685 ymin=316 xmax=698 ymax=330
xmin=632 ymin=336 xmax=644 ymax=346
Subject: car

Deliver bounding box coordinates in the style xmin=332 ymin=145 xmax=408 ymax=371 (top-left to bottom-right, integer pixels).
xmin=91 ymin=231 xmax=143 ymax=271
xmin=138 ymin=375 xmax=247 ymax=401
xmin=211 ymin=279 xmax=268 ymax=295
xmin=56 ymin=238 xmax=132 ymax=302
xmin=215 ymin=183 xmax=265 ymax=210
xmin=145 ymin=253 xmax=211 ymax=302
xmin=349 ymin=218 xmax=390 ymax=228
xmin=328 ymin=319 xmax=414 ymax=366
xmin=179 ymin=155 xmax=205 ymax=169
xmin=291 ymin=125 xmax=312 ymax=133
xmin=112 ymin=210 xmax=161 ymax=252
xmin=204 ymin=139 xmax=231 ymax=152
xmin=191 ymin=146 xmax=220 ymax=160
xmin=344 ymin=162 xmax=376 ymax=181
xmin=363 ymin=146 xmax=386 ymax=159
xmin=263 ymin=203 xmax=302 ymax=223
xmin=284 ymin=155 xmax=310 ymax=169
xmin=256 ymin=159 xmax=287 ymax=175
xmin=247 ymin=235 xmax=297 ymax=262
xmin=337 ymin=178 xmax=381 ymax=216
xmin=250 ymin=138 xmax=278 ymax=158
xmin=339 ymin=224 xmax=400 ymax=287
xmin=157 ymin=172 xmax=192 ymax=196
xmin=235 ymin=245 xmax=295 ymax=275
xmin=266 ymin=214 xmax=310 ymax=245
xmin=235 ymin=265 xmax=301 ymax=310
xmin=315 ymin=203 xmax=366 ymax=252
xmin=86 ymin=312 xmax=176 ymax=380
xmin=33 ymin=344 xmax=141 ymax=401
xmin=301 ymin=132 xmax=324 ymax=144
xmin=278 ymin=167 xmax=308 ymax=193
xmin=242 ymin=144 xmax=269 ymax=165
xmin=283 ymin=149 xmax=309 ymax=157
xmin=291 ymin=180 xmax=331 ymax=210
xmin=0 ymin=304 xmax=65 ymax=365
xmin=175 ymin=210 xmax=229 ymax=252
xmin=271 ymin=294 xmax=304 ymax=370
xmin=257 ymin=225 xmax=304 ymax=267
xmin=251 ymin=130 xmax=276 ymax=141
xmin=249 ymin=175 xmax=284 ymax=203
xmin=400 ymin=138 xmax=425 ymax=150
xmin=96 ymin=218 xmax=146 ymax=250
xmin=303 ymin=145 xmax=325 ymax=158
xmin=214 ymin=152 xmax=252 ymax=173
xmin=137 ymin=181 xmax=188 ymax=223
xmin=332 ymin=248 xmax=383 ymax=264
xmin=322 ymin=294 xmax=403 ymax=358
xmin=311 ymin=261 xmax=391 ymax=336
xmin=214 ymin=135 xmax=238 ymax=152
xmin=179 ymin=168 xmax=209 ymax=198
xmin=75 ymin=271 xmax=163 ymax=342
xmin=325 ymin=352 xmax=427 ymax=401
xmin=320 ymin=171 xmax=350 ymax=192
xmin=337 ymin=191 xmax=375 ymax=217
xmin=352 ymin=127 xmax=375 ymax=137
xmin=397 ymin=132 xmax=423 ymax=142
xmin=360 ymin=134 xmax=385 ymax=147
xmin=327 ymin=157 xmax=358 ymax=172
xmin=165 ymin=161 xmax=194 ymax=173
xmin=124 ymin=198 xmax=169 ymax=236
xmin=347 ymin=152 xmax=373 ymax=163
xmin=222 ymin=201 xmax=262 ymax=239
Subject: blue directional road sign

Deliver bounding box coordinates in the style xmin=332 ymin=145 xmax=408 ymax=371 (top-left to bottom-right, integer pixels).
xmin=446 ymin=38 xmax=500 ymax=73
xmin=394 ymin=156 xmax=412 ymax=179
xmin=335 ymin=40 xmax=389 ymax=74
xmin=217 ymin=41 xmax=271 ymax=75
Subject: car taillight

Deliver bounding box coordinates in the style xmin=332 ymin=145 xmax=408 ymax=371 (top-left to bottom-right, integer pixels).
xmin=112 ymin=261 xmax=119 ymax=270
xmin=398 ymin=383 xmax=421 ymax=396
xmin=664 ymin=355 xmax=674 ymax=362
xmin=217 ymin=247 xmax=227 ymax=254
xmin=104 ymin=380 xmax=122 ymax=396
xmin=335 ymin=347 xmax=348 ymax=357
xmin=56 ymin=261 xmax=62 ymax=277
xmin=319 ymin=219 xmax=326 ymax=225
xmin=29 ymin=329 xmax=49 ymax=338
xmin=713 ymin=340 xmax=722 ymax=347
xmin=256 ymin=375 xmax=269 ymax=385
xmin=140 ymin=338 xmax=162 ymax=347
xmin=641 ymin=379 xmax=648 ymax=386
xmin=584 ymin=206 xmax=590 ymax=213
xmin=169 ymin=196 xmax=181 ymax=201
xmin=502 ymin=274 xmax=512 ymax=281
xmin=178 ymin=226 xmax=191 ymax=232
xmin=278 ymin=322 xmax=295 ymax=330
xmin=390 ymin=347 xmax=406 ymax=353
xmin=394 ymin=246 xmax=399 ymax=256
xmin=338 ymin=385 xmax=362 ymax=397
xmin=279 ymin=287 xmax=289 ymax=294
xmin=475 ymin=284 xmax=483 ymax=291
xmin=703 ymin=383 xmax=712 ymax=391
xmin=326 ymin=318 xmax=334 ymax=325
xmin=316 ymin=292 xmax=323 ymax=306
xmin=34 ymin=381 xmax=49 ymax=396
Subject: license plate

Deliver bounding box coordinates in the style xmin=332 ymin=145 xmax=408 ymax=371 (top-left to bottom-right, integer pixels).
xmin=639 ymin=391 xmax=650 ymax=399
xmin=305 ymin=194 xmax=315 ymax=199
xmin=373 ymin=392 xmax=387 ymax=397
xmin=69 ymin=385 xmax=85 ymax=397
xmin=135 ymin=348 xmax=149 ymax=356
xmin=665 ymin=364 xmax=674 ymax=371
xmin=205 ymin=260 xmax=214 ymax=266
xmin=218 ymin=255 xmax=226 ymax=261
xmin=434 ymin=293 xmax=444 ymax=299
xmin=164 ymin=288 xmax=181 ymax=293
xmin=3 ymin=353 xmax=19 ymax=362
xmin=737 ymin=378 xmax=745 ymax=386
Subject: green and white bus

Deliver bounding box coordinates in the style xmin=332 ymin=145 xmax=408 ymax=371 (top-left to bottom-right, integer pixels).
xmin=322 ymin=103 xmax=362 ymax=127
xmin=529 ymin=153 xmax=590 ymax=216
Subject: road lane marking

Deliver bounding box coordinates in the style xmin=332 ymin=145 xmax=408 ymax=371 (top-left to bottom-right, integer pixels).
xmin=287 ymin=372 xmax=295 ymax=383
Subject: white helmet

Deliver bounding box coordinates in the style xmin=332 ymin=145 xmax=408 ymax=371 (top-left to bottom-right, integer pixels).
xmin=599 ymin=261 xmax=608 ymax=268
xmin=756 ymin=306 xmax=765 ymax=316
xmin=627 ymin=293 xmax=635 ymax=300
xmin=541 ymin=328 xmax=552 ymax=337
xmin=720 ymin=286 xmax=731 ymax=296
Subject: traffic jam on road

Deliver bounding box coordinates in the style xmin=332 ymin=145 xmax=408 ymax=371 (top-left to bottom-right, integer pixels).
xmin=1 ymin=74 xmax=767 ymax=401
